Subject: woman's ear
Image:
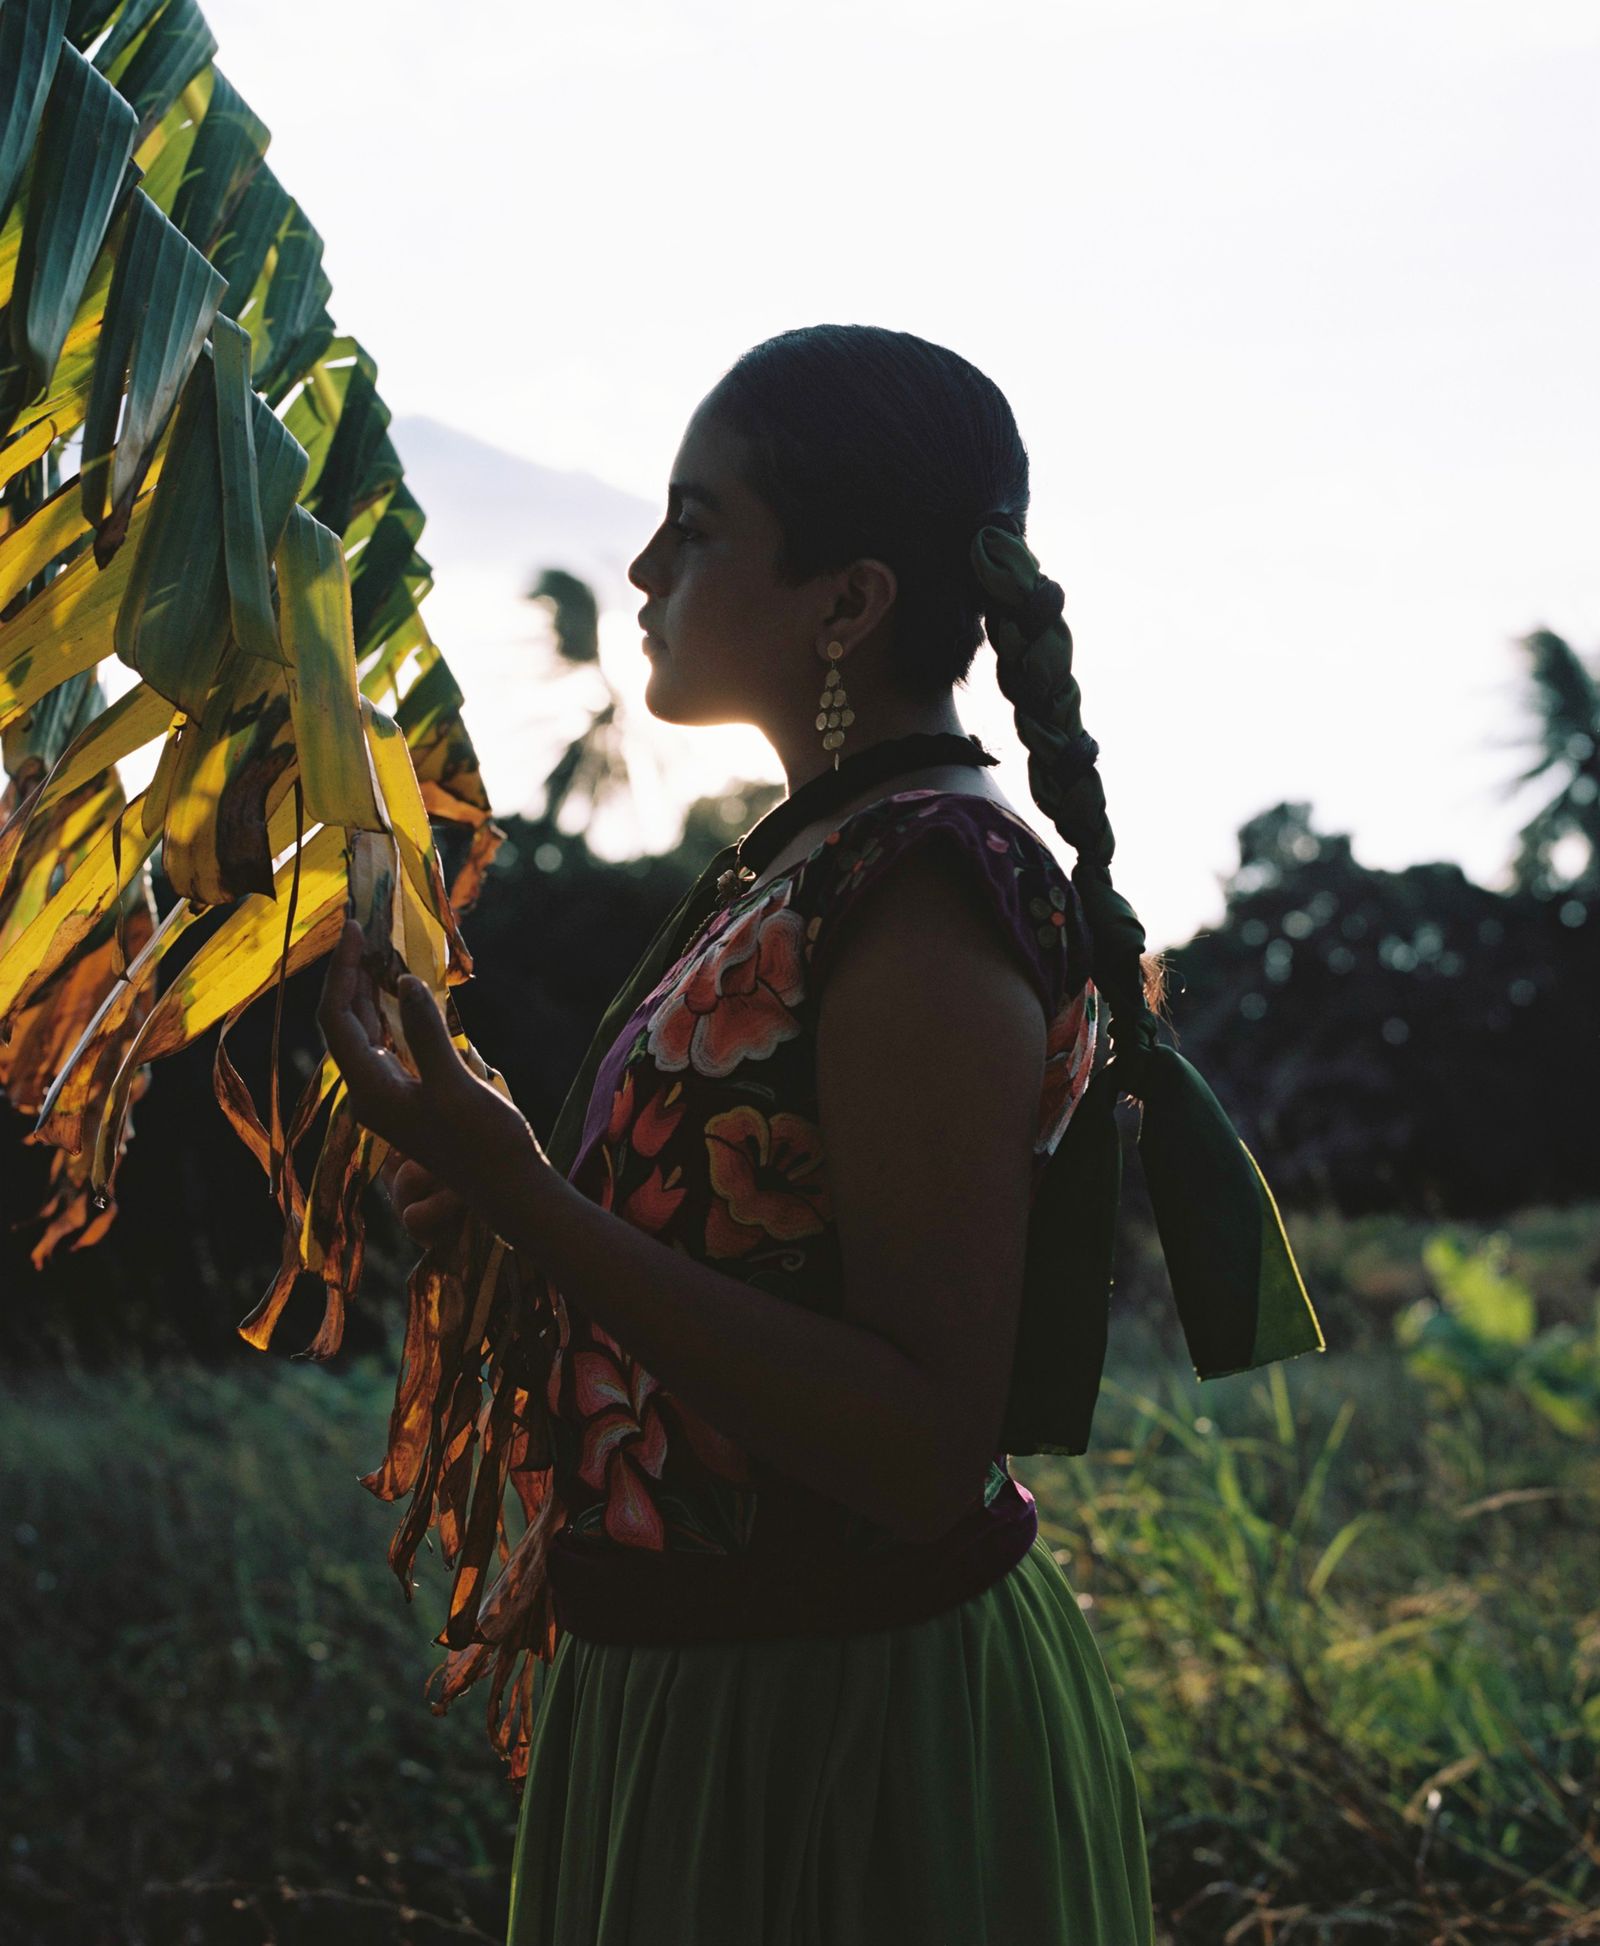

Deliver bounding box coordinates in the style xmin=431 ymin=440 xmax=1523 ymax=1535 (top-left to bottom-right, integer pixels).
xmin=827 ymin=556 xmax=898 ymax=651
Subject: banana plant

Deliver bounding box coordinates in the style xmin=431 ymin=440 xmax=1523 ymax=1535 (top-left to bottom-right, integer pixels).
xmin=0 ymin=0 xmax=559 ymax=1784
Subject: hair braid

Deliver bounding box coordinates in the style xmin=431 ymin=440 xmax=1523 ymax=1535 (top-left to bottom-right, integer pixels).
xmin=971 ymin=514 xmax=1170 ymax=1078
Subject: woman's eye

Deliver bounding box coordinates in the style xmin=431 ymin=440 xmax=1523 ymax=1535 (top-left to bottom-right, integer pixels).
xmin=671 ymin=518 xmax=702 ymax=543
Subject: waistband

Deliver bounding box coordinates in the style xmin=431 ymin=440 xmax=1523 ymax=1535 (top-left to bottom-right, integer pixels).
xmin=547 ymin=1475 xmax=1039 ymax=1646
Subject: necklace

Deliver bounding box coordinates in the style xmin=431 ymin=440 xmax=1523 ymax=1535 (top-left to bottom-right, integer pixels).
xmin=713 ymin=730 xmax=1000 ymax=905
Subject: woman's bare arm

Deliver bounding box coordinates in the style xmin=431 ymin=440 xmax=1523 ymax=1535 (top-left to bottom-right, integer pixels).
xmin=466 ymin=845 xmax=1046 ymax=1545
xmin=814 ymin=842 xmax=1047 ymax=1521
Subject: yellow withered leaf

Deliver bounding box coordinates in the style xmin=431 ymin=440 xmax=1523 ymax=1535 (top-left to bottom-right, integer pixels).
xmin=0 ymin=488 xmax=155 ymax=731
xmin=0 ymin=681 xmax=176 ymax=905
xmin=33 ymin=895 xmax=196 ymax=1140
xmin=88 ymin=799 xmax=343 ymax=1197
xmin=134 ymin=825 xmax=347 ymax=1066
xmin=0 ymin=787 xmax=154 ymax=1023
xmin=362 ymin=697 xmax=456 ymax=982
xmin=0 ymin=471 xmax=92 ymax=611
xmin=276 ymin=502 xmax=385 ymax=834
xmin=0 ymin=773 xmax=123 ymax=948
xmin=160 ymin=644 xmax=298 ymax=907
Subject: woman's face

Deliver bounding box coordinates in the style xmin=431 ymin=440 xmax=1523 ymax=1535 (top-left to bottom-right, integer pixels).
xmin=628 ymin=397 xmax=889 ymax=735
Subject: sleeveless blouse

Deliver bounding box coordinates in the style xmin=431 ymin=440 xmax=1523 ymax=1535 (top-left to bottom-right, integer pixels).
xmin=540 ymin=787 xmax=1100 ymax=1644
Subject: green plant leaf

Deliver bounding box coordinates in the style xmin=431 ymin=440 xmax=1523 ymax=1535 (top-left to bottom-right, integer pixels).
xmin=107 ymin=0 xmax=216 ymax=136
xmin=79 ymin=186 xmax=224 ymax=538
xmin=211 ymin=157 xmax=288 ymax=320
xmin=4 ymin=44 xmax=138 ymax=417
xmin=1423 ymin=1232 xmax=1536 ymax=1346
xmin=111 ymin=342 xmax=229 ymax=712
xmin=0 ymin=0 xmax=69 ymax=231
xmin=276 ymin=501 xmax=385 ymax=833
xmin=167 ymin=69 xmax=269 ymax=255
xmin=211 ymin=312 xmax=285 ymax=665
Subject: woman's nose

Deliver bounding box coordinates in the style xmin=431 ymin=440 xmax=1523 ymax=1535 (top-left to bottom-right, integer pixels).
xmin=627 ymin=541 xmax=657 ymax=593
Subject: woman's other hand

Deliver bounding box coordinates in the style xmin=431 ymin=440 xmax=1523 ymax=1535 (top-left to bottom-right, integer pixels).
xmin=380 ymin=1150 xmax=468 ymax=1247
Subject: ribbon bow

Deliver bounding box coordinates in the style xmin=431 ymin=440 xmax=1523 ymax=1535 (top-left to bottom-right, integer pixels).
xmin=970 ymin=519 xmax=1325 ymax=1453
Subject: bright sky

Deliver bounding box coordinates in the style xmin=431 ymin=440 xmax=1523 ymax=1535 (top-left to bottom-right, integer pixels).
xmin=164 ymin=0 xmax=1599 ymax=948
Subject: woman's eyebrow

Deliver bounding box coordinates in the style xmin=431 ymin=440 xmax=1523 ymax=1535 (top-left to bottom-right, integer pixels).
xmin=669 ymin=481 xmax=725 ymax=514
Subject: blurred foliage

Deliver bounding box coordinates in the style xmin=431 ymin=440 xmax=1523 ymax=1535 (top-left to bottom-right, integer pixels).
xmin=1503 ymin=628 xmax=1600 ymax=900
xmin=526 ymin=567 xmax=600 ymax=666
xmin=3 ymin=1203 xmax=1596 ymax=1944
xmin=1397 ymin=1231 xmax=1600 ymax=1441
xmin=1162 ymin=798 xmax=1597 ymax=1216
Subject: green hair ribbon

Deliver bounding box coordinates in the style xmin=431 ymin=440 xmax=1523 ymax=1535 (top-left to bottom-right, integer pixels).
xmin=972 ymin=517 xmax=1324 ymax=1453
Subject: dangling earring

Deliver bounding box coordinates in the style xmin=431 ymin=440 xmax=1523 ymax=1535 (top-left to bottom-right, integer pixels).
xmin=815 ymin=640 xmax=854 ymax=770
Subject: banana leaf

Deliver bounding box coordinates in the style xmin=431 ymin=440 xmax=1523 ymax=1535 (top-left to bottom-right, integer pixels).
xmin=0 ymin=0 xmax=69 ymax=231
xmin=0 ymin=0 xmax=554 ymax=1790
xmin=167 ymin=70 xmax=268 ymax=256
xmin=276 ymin=501 xmax=385 ymax=833
xmin=2 ymin=45 xmax=137 ymax=428
xmin=79 ymin=185 xmax=223 ymax=544
xmin=0 ymin=476 xmax=156 ymax=725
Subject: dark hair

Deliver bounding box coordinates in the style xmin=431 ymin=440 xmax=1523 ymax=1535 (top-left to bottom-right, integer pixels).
xmin=706 ymin=324 xmax=1025 ymax=702
xmin=707 ymin=323 xmax=1169 ymax=1024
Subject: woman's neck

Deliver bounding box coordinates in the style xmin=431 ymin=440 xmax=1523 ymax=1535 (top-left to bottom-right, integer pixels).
xmin=774 ymin=690 xmax=969 ymax=795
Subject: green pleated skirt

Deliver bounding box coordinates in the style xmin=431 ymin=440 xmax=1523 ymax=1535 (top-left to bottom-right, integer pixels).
xmin=505 ymin=1533 xmax=1154 ymax=1945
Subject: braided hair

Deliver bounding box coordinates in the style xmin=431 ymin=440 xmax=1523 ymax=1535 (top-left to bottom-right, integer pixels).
xmin=706 ymin=324 xmax=1171 ymax=1070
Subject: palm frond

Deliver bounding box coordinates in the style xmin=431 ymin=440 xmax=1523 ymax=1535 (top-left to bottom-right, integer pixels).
xmin=0 ymin=0 xmax=552 ymax=1783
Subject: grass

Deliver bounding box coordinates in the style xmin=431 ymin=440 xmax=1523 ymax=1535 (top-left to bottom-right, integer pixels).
xmin=1028 ymin=1346 xmax=1600 ymax=1942
xmin=3 ymin=1205 xmax=1598 ymax=1944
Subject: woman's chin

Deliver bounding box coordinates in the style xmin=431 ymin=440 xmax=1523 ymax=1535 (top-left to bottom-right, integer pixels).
xmin=642 ymin=660 xmax=697 ymax=725
xmin=642 ymin=661 xmax=751 ymax=730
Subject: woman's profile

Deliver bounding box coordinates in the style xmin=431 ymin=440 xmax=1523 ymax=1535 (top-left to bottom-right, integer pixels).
xmin=319 ymin=323 xmax=1318 ymax=1943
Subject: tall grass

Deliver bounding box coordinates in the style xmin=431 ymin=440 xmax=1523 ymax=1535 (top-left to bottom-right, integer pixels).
xmin=1029 ymin=1342 xmax=1599 ymax=1942
xmin=3 ymin=1356 xmax=513 ymax=1944
xmin=3 ymin=1208 xmax=1597 ymax=1944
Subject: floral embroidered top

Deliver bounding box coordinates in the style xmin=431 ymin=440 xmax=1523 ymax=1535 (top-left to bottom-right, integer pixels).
xmin=541 ymin=787 xmax=1100 ymax=1644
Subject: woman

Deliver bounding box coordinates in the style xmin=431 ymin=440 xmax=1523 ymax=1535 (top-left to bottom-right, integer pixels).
xmin=321 ymin=324 xmax=1166 ymax=1942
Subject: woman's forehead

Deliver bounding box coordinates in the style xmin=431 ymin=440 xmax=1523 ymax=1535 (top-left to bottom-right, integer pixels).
xmin=670 ymin=406 xmax=746 ymax=503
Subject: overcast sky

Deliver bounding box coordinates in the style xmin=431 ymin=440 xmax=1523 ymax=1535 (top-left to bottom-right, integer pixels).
xmin=181 ymin=0 xmax=1600 ymax=948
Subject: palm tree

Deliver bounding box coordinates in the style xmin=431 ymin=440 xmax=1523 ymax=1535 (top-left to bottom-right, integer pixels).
xmin=1503 ymin=629 xmax=1600 ymax=898
xmin=524 ymin=563 xmax=635 ymax=833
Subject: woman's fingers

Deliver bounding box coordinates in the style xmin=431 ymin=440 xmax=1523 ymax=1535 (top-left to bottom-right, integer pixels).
xmin=400 ymin=1184 xmax=467 ymax=1242
xmin=382 ymin=1153 xmax=464 ymax=1249
xmin=352 ymin=949 xmax=384 ymax=1042
xmin=391 ymin=1154 xmax=441 ymax=1207
xmin=319 ymin=920 xmax=417 ymax=1147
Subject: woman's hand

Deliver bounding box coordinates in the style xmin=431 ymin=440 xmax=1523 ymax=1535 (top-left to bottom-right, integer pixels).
xmin=379 ymin=1150 xmax=469 ymax=1247
xmin=317 ymin=917 xmax=542 ymax=1223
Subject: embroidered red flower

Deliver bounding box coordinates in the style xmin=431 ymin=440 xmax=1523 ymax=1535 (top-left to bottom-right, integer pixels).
xmin=703 ymin=1104 xmax=831 ymax=1257
xmin=605 ymin=1068 xmax=635 ymax=1143
xmin=621 ymin=1162 xmax=687 ymax=1231
xmin=547 ymin=1143 xmax=624 ymax=1411
xmin=646 ymin=882 xmax=807 ymax=1078
xmin=574 ymin=1325 xmax=670 ymax=1549
xmin=631 ymin=1078 xmax=686 ymax=1157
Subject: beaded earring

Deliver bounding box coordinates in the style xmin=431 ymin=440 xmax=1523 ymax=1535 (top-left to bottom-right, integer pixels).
xmin=815 ymin=640 xmax=855 ymax=770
